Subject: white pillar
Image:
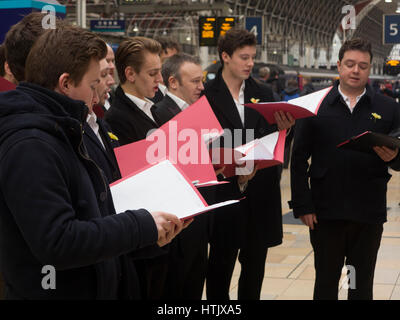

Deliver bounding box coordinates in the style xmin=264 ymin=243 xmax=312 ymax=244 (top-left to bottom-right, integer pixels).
xmin=77 ymin=0 xmax=86 ymax=29
xmin=199 ymin=46 xmax=209 ymax=70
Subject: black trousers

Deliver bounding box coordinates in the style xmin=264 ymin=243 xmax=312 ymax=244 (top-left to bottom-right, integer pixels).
xmin=206 ymin=235 xmax=268 ymax=300
xmin=162 ymin=239 xmax=208 ymax=300
xmin=310 ymin=219 xmax=383 ymax=300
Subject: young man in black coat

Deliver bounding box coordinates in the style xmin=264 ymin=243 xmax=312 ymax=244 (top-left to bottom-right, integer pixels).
xmin=0 ymin=25 xmax=185 ymax=300
xmin=290 ymin=38 xmax=400 ymax=300
xmin=203 ymin=28 xmax=295 ymax=300
xmin=104 ymin=37 xmax=170 ymax=299
xmin=84 ymin=57 xmax=121 ymax=184
xmin=104 ymin=37 xmax=162 ymax=145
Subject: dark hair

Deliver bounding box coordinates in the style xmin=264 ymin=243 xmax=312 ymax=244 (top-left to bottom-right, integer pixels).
xmin=218 ymin=28 xmax=257 ymax=66
xmin=338 ymin=38 xmax=373 ymax=62
xmin=115 ymin=36 xmax=162 ymax=84
xmin=25 ymin=25 xmax=107 ymax=90
xmin=4 ymin=12 xmax=65 ymax=82
xmin=154 ymin=36 xmax=181 ymax=55
xmin=161 ymin=53 xmax=201 ymax=88
xmin=0 ymin=44 xmax=5 ymax=77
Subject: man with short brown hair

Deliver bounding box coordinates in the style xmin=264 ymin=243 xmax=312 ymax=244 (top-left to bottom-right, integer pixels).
xmin=204 ymin=28 xmax=295 ymax=300
xmin=105 ymin=36 xmax=170 ymax=300
xmin=0 ymin=25 xmax=184 ymax=299
xmin=291 ymin=38 xmax=400 ymax=300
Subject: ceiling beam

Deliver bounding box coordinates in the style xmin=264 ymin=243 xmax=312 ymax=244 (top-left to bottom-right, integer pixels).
xmin=66 ymin=3 xmax=231 ymax=15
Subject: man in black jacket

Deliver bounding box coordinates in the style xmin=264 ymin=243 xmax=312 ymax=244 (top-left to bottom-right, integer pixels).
xmin=104 ymin=37 xmax=170 ymax=299
xmin=0 ymin=25 xmax=185 ymax=299
xmin=290 ymin=38 xmax=400 ymax=300
xmin=104 ymin=37 xmax=162 ymax=145
xmin=204 ymin=28 xmax=295 ymax=300
xmin=151 ymin=53 xmax=210 ymax=299
xmin=84 ymin=57 xmax=121 ymax=184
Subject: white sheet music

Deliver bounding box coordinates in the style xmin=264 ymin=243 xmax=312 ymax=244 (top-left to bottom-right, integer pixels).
xmin=111 ymin=160 xmax=238 ymax=219
xmin=236 ymin=131 xmax=279 ymax=161
xmin=287 ymin=86 xmax=332 ymax=113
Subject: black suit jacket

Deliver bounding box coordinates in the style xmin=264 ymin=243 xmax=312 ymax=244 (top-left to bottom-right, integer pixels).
xmin=104 ymin=85 xmax=159 ymax=146
xmin=290 ymin=82 xmax=400 ymax=224
xmin=83 ymin=118 xmax=121 ymax=184
xmin=151 ymin=94 xmax=181 ymax=125
xmin=151 ymin=94 xmax=211 ymax=256
xmin=204 ymin=69 xmax=283 ymax=248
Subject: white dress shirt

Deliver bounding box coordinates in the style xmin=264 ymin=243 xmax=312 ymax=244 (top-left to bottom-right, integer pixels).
xmin=338 ymin=85 xmax=366 ymax=113
xmin=166 ymin=92 xmax=189 ymax=112
xmin=159 ymin=83 xmax=168 ymax=96
xmin=124 ymin=92 xmax=156 ymax=122
xmin=233 ymin=81 xmax=245 ymax=125
xmin=86 ymin=112 xmax=105 ymax=149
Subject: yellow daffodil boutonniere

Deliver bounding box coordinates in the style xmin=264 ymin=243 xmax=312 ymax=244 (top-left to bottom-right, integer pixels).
xmin=108 ymin=132 xmax=119 ymax=141
xmin=371 ymin=113 xmax=382 ymax=122
xmin=250 ymin=98 xmax=260 ymax=103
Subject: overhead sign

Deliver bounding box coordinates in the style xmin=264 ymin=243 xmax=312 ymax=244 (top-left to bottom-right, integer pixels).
xmin=387 ymin=60 xmax=400 ymax=66
xmin=199 ymin=17 xmax=217 ymax=46
xmin=199 ymin=17 xmax=236 ymax=47
xmin=245 ymin=17 xmax=263 ymax=45
xmin=217 ymin=17 xmax=235 ymax=38
xmin=383 ymin=15 xmax=400 ymax=44
xmin=90 ymin=19 xmax=125 ymax=33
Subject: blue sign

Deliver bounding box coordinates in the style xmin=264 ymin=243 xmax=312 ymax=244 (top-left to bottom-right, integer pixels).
xmin=383 ymin=15 xmax=400 ymax=44
xmin=245 ymin=17 xmax=263 ymax=45
xmin=90 ymin=20 xmax=125 ymax=33
xmin=0 ymin=1 xmax=66 ymax=43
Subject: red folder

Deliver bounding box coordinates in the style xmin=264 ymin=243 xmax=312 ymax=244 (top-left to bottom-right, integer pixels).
xmin=245 ymin=86 xmax=332 ymax=124
xmin=210 ymin=130 xmax=286 ymax=178
xmin=114 ymin=96 xmax=223 ymax=184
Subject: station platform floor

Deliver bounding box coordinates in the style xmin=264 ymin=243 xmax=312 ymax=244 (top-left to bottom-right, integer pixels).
xmin=205 ymin=167 xmax=400 ymax=300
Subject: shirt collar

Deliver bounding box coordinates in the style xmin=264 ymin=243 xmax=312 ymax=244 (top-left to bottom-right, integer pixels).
xmin=124 ymin=92 xmax=154 ymax=110
xmin=158 ymin=83 xmax=168 ymax=95
xmin=86 ymin=111 xmax=99 ymax=134
xmin=166 ymin=91 xmax=190 ymax=111
xmin=338 ymin=85 xmax=366 ymax=103
xmin=326 ymin=80 xmax=374 ymax=106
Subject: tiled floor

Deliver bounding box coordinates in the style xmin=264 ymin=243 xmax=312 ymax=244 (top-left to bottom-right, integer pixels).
xmin=208 ymin=167 xmax=400 ymax=300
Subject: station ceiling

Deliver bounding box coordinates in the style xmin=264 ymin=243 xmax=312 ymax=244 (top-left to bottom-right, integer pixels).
xmin=59 ymin=0 xmax=397 ymax=60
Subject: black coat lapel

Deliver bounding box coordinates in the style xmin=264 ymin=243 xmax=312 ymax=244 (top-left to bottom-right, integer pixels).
xmin=116 ymin=86 xmax=158 ymax=127
xmin=244 ymin=79 xmax=262 ymax=130
xmin=210 ymin=71 xmax=244 ymax=129
xmin=84 ymin=122 xmax=106 ymax=152
xmin=165 ymin=95 xmax=182 ymax=116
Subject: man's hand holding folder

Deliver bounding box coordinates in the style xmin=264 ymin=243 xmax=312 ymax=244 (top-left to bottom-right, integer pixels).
xmin=151 ymin=212 xmax=192 ymax=247
xmin=337 ymin=131 xmax=400 ymax=162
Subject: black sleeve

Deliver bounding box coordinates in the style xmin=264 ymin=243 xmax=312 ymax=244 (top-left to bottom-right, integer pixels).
xmin=289 ymin=118 xmax=316 ymax=217
xmin=0 ymin=137 xmax=158 ymax=270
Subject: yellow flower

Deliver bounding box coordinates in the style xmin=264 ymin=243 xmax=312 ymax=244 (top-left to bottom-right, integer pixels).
xmin=371 ymin=113 xmax=382 ymax=120
xmin=250 ymin=98 xmax=260 ymax=103
xmin=108 ymin=132 xmax=119 ymax=141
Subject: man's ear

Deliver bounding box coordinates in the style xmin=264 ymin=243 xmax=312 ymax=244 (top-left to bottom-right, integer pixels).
xmin=337 ymin=60 xmax=341 ymax=72
xmin=221 ymin=51 xmax=230 ymax=64
xmin=125 ymin=66 xmax=136 ymax=83
xmin=168 ymin=75 xmax=178 ymax=90
xmin=4 ymin=62 xmax=16 ymax=84
xmin=56 ymin=73 xmax=71 ymax=95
